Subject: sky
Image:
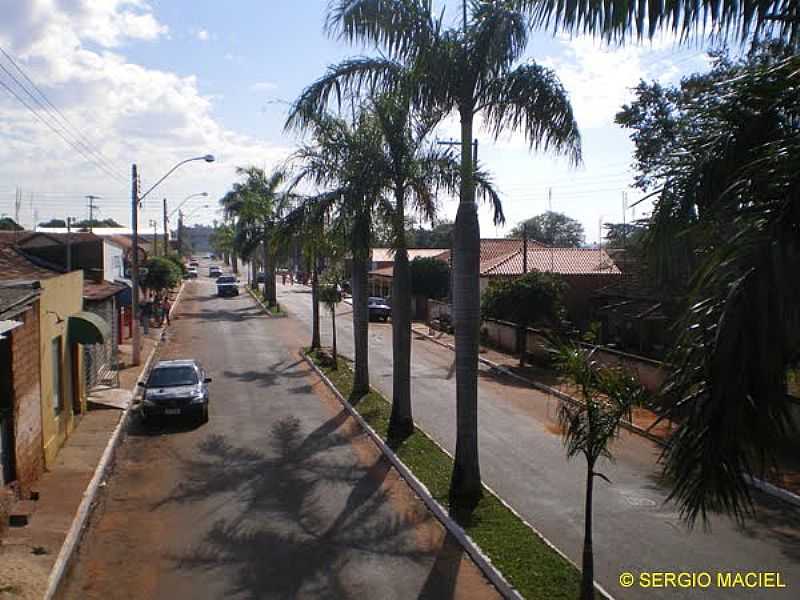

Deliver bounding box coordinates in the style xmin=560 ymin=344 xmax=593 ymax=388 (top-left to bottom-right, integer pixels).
xmin=0 ymin=0 xmax=713 ymax=243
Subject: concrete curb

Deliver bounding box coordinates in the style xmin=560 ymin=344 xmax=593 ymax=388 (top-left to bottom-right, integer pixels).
xmin=43 ymin=288 xmax=182 ymax=600
xmin=246 ymin=286 xmax=287 ymax=318
xmin=302 ymin=353 xmax=616 ymax=600
xmin=412 ymin=326 xmax=800 ymax=510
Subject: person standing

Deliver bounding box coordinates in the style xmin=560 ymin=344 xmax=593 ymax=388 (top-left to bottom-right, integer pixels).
xmin=162 ymin=296 xmax=172 ymax=326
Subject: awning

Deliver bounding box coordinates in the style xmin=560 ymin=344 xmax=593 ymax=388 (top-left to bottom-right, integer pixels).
xmin=67 ymin=311 xmax=111 ymax=345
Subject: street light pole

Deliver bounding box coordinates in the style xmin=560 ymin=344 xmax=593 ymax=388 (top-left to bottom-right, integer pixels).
xmin=163 ymin=198 xmax=169 ymax=256
xmin=129 ymin=154 xmax=214 ymax=365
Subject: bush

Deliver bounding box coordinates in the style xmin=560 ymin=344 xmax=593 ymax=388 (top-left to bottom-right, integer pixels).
xmin=165 ymin=254 xmax=187 ymax=276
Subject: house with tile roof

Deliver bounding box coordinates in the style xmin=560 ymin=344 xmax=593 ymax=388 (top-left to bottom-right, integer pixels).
xmin=0 ymin=239 xmax=110 ymax=468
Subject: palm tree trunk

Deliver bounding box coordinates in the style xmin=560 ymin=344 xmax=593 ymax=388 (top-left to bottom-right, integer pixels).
xmin=581 ymin=463 xmax=595 ymax=600
xmin=351 ymin=241 xmax=370 ymax=396
xmin=388 ymin=244 xmax=413 ymax=441
xmin=450 ymin=108 xmax=483 ymax=508
xmin=262 ymin=238 xmax=270 ymax=301
xmin=311 ymin=252 xmax=321 ymax=350
xmin=331 ymin=305 xmax=338 ymax=369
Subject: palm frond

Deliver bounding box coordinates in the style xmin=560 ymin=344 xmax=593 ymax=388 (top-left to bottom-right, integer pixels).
xmin=468 ymin=0 xmax=531 ymax=76
xmin=479 ymin=61 xmax=582 ymax=165
xmin=326 ymin=0 xmax=439 ymax=60
xmin=520 ymin=0 xmax=800 ymax=48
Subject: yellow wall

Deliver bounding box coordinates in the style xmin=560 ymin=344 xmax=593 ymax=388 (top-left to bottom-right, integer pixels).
xmin=38 ymin=270 xmax=85 ymax=467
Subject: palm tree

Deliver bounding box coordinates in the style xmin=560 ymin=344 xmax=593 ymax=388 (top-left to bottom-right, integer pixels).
xmin=553 ymin=342 xmax=640 ymax=600
xmin=313 ymin=0 xmax=581 ymax=506
xmin=221 ymin=167 xmax=289 ymax=308
xmin=287 ymin=111 xmax=387 ymax=395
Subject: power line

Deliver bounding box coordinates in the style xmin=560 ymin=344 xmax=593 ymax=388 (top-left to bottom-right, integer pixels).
xmin=0 ymin=67 xmax=125 ymax=184
xmin=0 ymin=45 xmax=126 ymax=181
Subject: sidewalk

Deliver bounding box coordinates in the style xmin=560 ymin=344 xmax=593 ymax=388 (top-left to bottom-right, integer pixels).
xmin=0 ymin=323 xmax=165 ymax=600
xmin=411 ymin=323 xmax=800 ymax=498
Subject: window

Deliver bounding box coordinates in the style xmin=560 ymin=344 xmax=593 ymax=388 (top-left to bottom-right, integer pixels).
xmin=51 ymin=337 xmax=62 ymax=415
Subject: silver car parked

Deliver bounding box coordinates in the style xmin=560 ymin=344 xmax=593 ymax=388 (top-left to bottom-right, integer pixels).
xmin=138 ymin=359 xmax=211 ymax=423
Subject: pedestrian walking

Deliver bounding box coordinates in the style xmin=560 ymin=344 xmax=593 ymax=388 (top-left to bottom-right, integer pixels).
xmin=162 ymin=297 xmax=172 ymax=326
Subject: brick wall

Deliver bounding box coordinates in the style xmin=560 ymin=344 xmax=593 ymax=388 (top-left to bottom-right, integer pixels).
xmin=10 ymin=304 xmax=44 ymax=494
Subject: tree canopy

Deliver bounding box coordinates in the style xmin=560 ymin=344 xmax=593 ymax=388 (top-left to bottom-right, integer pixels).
xmin=141 ymin=256 xmax=181 ymax=292
xmin=38 ymin=219 xmax=66 ymax=228
xmin=481 ymin=271 xmax=566 ymax=328
xmin=410 ymin=256 xmax=449 ymax=300
xmin=407 ymin=221 xmax=454 ymax=249
xmin=508 ymin=211 xmax=585 ymax=247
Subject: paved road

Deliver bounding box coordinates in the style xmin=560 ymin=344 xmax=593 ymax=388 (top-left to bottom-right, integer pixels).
xmin=60 ymin=270 xmax=498 ymax=600
xmin=278 ymin=282 xmax=800 ymax=599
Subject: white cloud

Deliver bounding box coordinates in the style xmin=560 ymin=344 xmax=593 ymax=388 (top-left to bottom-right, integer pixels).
xmin=0 ymin=0 xmax=289 ymax=227
xmin=196 ymin=28 xmax=210 ymax=42
xmin=250 ymin=81 xmax=277 ymax=92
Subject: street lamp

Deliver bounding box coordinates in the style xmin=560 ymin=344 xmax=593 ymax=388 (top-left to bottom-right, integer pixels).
xmin=169 ymin=192 xmax=208 ymax=219
xmin=131 ymin=155 xmax=215 ymax=365
xmin=184 ymin=204 xmax=210 ymax=220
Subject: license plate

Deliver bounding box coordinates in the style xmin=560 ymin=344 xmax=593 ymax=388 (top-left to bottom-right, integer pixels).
xmin=164 ymin=408 xmax=181 ymax=415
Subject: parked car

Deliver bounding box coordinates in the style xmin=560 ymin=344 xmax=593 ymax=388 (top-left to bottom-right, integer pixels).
xmin=209 ymin=266 xmax=222 ymax=278
xmin=368 ymin=296 xmax=391 ymax=322
xmin=186 ymin=266 xmax=198 ymax=279
xmin=256 ymin=271 xmax=266 ymax=283
xmin=138 ymin=359 xmax=211 ymax=423
xmin=216 ymin=275 xmax=239 ymax=297
xmin=189 ymin=260 xmax=199 ymax=267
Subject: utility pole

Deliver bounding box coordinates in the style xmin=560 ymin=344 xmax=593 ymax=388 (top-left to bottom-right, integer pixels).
xmin=66 ymin=216 xmax=73 ymax=271
xmin=131 ymin=164 xmax=141 ymax=365
xmin=163 ymin=198 xmax=169 ymax=256
xmin=86 ymin=195 xmax=101 ymax=231
xmin=522 ymin=223 xmax=528 ymax=274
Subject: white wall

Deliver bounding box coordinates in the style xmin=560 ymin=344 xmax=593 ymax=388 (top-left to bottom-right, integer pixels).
xmin=103 ymin=240 xmax=125 ymax=282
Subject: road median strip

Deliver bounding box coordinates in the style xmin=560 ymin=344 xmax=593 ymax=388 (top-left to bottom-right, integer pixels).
xmin=302 ymin=348 xmax=616 ymax=600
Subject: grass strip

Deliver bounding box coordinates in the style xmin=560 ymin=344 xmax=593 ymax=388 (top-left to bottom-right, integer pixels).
xmin=306 ymin=349 xmax=582 ymax=600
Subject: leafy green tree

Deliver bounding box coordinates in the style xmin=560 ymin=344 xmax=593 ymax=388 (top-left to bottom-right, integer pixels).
xmin=603 ymin=222 xmax=647 ymax=249
xmin=316 ymin=0 xmax=581 ymax=507
xmin=617 ymin=44 xmax=800 ymax=525
xmin=410 ymin=256 xmax=449 ymax=300
xmin=551 ymin=343 xmax=641 ymax=600
xmin=73 ymin=218 xmax=122 ymax=229
xmin=508 ymin=211 xmax=585 ymax=246
xmin=0 ymin=217 xmax=23 ymax=231
xmin=141 ymin=256 xmax=180 ymax=293
xmin=210 ymin=223 xmax=235 ymax=264
xmin=481 ymin=271 xmax=566 ymax=366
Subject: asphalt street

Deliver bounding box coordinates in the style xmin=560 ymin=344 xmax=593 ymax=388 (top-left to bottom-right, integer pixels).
xmin=59 ymin=269 xmax=498 ymax=600
xmin=277 ymin=282 xmax=800 ymax=599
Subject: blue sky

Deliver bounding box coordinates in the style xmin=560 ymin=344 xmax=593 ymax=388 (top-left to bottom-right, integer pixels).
xmin=0 ymin=0 xmax=712 ymax=242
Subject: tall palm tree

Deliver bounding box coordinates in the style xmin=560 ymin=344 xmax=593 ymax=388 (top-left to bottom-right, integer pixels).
xmin=311 ymin=0 xmax=581 ymax=506
xmin=221 ymin=167 xmax=289 ymax=308
xmin=288 ymin=111 xmax=388 ymax=395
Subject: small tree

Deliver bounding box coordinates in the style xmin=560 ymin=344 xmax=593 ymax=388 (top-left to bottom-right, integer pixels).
xmin=319 ymin=282 xmax=342 ymax=369
xmin=410 ymin=257 xmax=449 ymax=300
xmin=552 ymin=342 xmax=640 ymax=600
xmin=142 ymin=256 xmax=181 ymax=295
xmin=481 ymin=271 xmax=566 ymax=366
xmin=0 ymin=217 xmax=23 ymax=231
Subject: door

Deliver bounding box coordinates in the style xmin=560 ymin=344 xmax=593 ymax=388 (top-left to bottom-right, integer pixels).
xmin=0 ymin=338 xmax=16 ymax=485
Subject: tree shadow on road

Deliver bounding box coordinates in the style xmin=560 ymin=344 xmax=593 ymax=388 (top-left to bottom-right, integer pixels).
xmin=158 ymin=415 xmax=436 ymax=599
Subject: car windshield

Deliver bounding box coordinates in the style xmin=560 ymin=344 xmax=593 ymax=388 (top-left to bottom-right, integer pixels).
xmin=217 ymin=276 xmax=235 ymax=283
xmin=148 ymin=366 xmax=198 ymax=387
xmin=369 ymin=297 xmax=385 ymax=305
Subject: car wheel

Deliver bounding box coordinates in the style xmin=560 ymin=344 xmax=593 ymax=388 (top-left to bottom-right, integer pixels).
xmin=199 ymin=404 xmax=209 ymax=424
